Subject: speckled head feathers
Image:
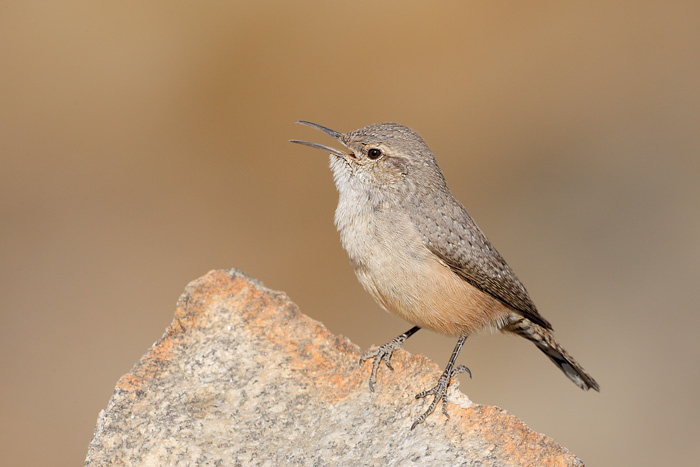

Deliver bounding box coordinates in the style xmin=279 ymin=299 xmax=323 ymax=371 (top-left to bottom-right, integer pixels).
xmin=341 ymin=122 xmax=432 ymax=158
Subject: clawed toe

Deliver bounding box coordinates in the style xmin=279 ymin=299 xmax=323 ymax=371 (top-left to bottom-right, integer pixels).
xmin=359 ymin=326 xmax=420 ymax=392
xmin=453 ymin=364 xmax=471 ymax=378
xmin=411 ymin=336 xmax=470 ymax=429
xmin=359 ymin=341 xmax=402 ymax=391
xmin=411 ymin=373 xmax=450 ymax=429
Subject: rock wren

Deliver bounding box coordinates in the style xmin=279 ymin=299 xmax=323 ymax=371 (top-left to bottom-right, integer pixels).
xmin=290 ymin=121 xmax=599 ymax=429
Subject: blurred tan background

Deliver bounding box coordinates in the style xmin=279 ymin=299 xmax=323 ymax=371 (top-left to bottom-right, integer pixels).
xmin=1 ymin=1 xmax=698 ymax=466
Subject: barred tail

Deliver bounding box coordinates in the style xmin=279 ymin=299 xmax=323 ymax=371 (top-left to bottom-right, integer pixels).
xmin=504 ymin=316 xmax=600 ymax=391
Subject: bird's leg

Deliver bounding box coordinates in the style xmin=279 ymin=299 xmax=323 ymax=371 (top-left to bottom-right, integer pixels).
xmin=359 ymin=326 xmax=421 ymax=392
xmin=411 ymin=335 xmax=471 ymax=430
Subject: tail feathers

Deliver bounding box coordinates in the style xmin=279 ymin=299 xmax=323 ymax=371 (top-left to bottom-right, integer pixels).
xmin=505 ymin=316 xmax=600 ymax=391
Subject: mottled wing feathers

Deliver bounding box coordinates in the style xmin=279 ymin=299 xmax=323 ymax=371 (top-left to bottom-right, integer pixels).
xmin=409 ymin=191 xmax=553 ymax=330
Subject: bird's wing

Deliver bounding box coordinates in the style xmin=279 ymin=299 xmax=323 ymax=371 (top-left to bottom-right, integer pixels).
xmin=409 ymin=191 xmax=553 ymax=330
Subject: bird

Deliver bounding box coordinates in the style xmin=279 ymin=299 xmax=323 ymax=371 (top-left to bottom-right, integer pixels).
xmin=290 ymin=121 xmax=599 ymax=429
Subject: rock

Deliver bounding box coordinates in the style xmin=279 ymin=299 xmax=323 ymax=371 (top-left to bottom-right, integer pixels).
xmin=85 ymin=269 xmax=584 ymax=467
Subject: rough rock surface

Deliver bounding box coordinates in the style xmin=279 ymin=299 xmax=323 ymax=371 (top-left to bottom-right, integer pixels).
xmin=85 ymin=269 xmax=584 ymax=466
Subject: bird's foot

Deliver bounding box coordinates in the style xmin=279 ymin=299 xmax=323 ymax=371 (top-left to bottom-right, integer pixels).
xmin=411 ymin=364 xmax=471 ymax=430
xmin=359 ymin=334 xmax=411 ymax=392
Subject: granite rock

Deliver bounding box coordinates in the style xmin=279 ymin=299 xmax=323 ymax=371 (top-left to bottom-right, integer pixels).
xmin=85 ymin=269 xmax=584 ymax=466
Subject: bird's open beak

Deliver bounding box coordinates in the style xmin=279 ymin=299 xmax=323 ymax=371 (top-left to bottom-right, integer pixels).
xmin=289 ymin=121 xmax=350 ymax=158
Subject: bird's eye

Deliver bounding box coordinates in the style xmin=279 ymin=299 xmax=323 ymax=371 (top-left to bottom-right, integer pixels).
xmin=367 ymin=148 xmax=382 ymax=160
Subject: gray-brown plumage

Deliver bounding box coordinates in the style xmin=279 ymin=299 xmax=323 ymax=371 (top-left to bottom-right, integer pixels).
xmin=291 ymin=121 xmax=599 ymax=429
